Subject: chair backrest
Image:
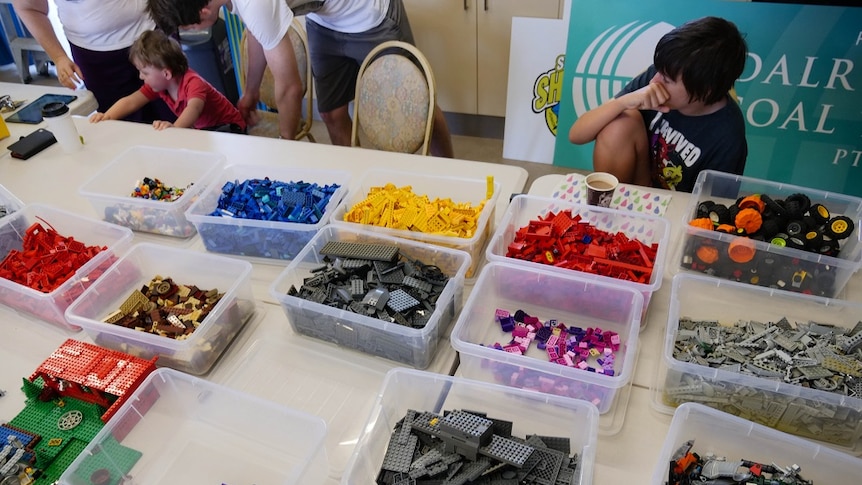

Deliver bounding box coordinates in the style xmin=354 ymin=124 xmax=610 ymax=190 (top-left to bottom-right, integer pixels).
xmin=351 ymin=41 xmax=436 ymax=156
xmin=238 ymin=19 xmax=313 ymax=139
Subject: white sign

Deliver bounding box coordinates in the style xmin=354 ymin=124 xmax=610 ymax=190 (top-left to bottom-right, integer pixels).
xmin=502 ymin=17 xmax=568 ymax=164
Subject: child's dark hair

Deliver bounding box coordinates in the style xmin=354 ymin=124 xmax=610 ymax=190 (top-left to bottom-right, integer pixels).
xmin=654 ymin=16 xmax=748 ymax=105
xmin=146 ymin=0 xmax=209 ymax=34
xmin=130 ymin=30 xmax=189 ymax=76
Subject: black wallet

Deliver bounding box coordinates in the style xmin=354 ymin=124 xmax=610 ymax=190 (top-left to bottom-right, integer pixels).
xmin=8 ymin=128 xmax=57 ymax=160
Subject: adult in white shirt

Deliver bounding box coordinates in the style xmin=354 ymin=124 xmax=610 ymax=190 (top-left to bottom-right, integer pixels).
xmin=12 ymin=0 xmax=174 ymax=122
xmin=146 ymin=0 xmax=452 ymax=157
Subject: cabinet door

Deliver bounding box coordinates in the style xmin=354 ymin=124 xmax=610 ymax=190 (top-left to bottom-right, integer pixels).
xmin=477 ymin=0 xmax=562 ymax=116
xmin=402 ymin=0 xmax=477 ymax=114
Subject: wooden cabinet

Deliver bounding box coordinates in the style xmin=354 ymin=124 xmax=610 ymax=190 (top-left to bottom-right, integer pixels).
xmin=403 ymin=0 xmax=563 ymax=116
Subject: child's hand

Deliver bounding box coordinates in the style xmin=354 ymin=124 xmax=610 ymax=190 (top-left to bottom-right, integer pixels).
xmin=621 ymin=83 xmax=671 ymax=113
xmin=89 ymin=112 xmax=109 ymax=123
xmin=152 ymin=121 xmax=174 ymax=131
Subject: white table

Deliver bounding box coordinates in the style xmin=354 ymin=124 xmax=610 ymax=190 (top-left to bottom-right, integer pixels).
xmin=527 ymin=173 xmax=862 ymax=483
xmin=0 ymin=82 xmax=96 ymax=151
xmin=0 ymin=93 xmax=528 ymax=484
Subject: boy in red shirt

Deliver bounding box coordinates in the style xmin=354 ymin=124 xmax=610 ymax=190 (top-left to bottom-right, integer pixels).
xmin=90 ymin=30 xmax=245 ymax=133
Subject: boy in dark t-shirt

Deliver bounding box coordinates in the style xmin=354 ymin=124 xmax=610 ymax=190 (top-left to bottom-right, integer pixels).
xmin=568 ymin=16 xmax=748 ymax=192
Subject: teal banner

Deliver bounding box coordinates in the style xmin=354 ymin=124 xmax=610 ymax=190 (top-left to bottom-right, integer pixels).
xmin=553 ymin=0 xmax=862 ymax=196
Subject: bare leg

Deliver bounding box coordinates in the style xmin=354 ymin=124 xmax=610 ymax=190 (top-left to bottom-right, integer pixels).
xmin=430 ymin=105 xmax=454 ymax=158
xmin=593 ymin=110 xmax=651 ymax=186
xmin=319 ymin=104 xmax=353 ymax=146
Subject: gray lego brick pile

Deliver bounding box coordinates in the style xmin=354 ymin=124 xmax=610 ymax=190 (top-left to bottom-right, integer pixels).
xmin=376 ymin=409 xmax=581 ymax=485
xmin=284 ymin=240 xmax=454 ymax=366
xmin=664 ymin=317 xmax=862 ymax=447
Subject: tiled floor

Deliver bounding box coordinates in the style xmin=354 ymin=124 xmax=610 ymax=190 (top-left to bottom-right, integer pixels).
xmin=0 ymin=62 xmax=579 ymax=190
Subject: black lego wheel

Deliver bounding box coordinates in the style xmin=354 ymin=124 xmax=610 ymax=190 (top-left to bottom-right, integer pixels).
xmin=803 ymin=229 xmax=823 ymax=250
xmin=824 ymin=215 xmax=854 ymax=240
xmin=818 ymin=236 xmax=840 ymax=257
xmin=785 ymin=220 xmax=807 ymax=238
xmin=784 ymin=193 xmax=811 ymax=219
xmin=696 ymin=200 xmax=715 ymax=219
xmin=708 ymin=204 xmax=731 ymax=225
xmin=809 ymin=203 xmax=830 ymax=224
xmin=761 ymin=194 xmax=784 ymax=216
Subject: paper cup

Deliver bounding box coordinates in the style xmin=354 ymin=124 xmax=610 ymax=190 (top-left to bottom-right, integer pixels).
xmin=41 ymin=102 xmax=82 ymax=153
xmin=585 ymin=172 xmax=618 ymax=207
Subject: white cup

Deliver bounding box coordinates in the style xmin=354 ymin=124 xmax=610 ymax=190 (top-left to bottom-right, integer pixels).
xmin=585 ymin=172 xmax=619 ymax=208
xmin=41 ymin=102 xmax=82 ymax=153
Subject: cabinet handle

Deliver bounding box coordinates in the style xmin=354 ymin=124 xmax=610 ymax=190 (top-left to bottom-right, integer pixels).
xmin=484 ymin=0 xmax=488 ymax=10
xmin=463 ymin=0 xmax=468 ymax=10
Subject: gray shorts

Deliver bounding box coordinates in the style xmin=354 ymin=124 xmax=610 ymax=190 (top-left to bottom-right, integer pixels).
xmin=306 ymin=0 xmax=415 ymax=113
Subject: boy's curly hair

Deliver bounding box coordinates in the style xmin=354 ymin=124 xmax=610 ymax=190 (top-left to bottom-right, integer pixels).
xmin=654 ymin=16 xmax=748 ymax=105
xmin=146 ymin=0 xmax=210 ymax=34
xmin=129 ymin=30 xmax=189 ymax=76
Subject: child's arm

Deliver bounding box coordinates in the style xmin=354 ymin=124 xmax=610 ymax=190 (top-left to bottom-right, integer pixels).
xmin=568 ymin=83 xmax=670 ymax=145
xmin=89 ymin=91 xmax=150 ymax=123
xmin=154 ymin=97 xmax=204 ymax=130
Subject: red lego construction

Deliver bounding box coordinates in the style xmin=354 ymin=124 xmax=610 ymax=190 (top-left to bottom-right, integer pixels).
xmin=29 ymin=338 xmax=158 ymax=423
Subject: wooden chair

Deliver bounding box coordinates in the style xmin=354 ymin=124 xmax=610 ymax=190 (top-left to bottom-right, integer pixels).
xmin=238 ymin=18 xmax=314 ymax=141
xmin=351 ymin=41 xmax=436 ymax=156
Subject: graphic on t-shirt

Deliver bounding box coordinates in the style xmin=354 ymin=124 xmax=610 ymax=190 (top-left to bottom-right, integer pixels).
xmin=649 ymin=116 xmax=700 ymax=190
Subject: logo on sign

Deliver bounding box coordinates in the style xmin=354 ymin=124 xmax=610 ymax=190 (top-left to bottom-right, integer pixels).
xmin=532 ymin=54 xmax=566 ymax=137
xmin=570 ymin=21 xmax=674 ymax=117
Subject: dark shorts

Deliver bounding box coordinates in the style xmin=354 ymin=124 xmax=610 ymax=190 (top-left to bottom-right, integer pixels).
xmin=306 ymin=0 xmax=415 ymax=113
xmin=69 ymin=43 xmax=176 ymax=123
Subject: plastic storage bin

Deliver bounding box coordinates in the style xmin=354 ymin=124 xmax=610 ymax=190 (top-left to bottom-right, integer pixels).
xmin=342 ymin=368 xmax=599 ymax=485
xmin=653 ymin=273 xmax=862 ymax=450
xmin=65 ymin=243 xmax=256 ymax=374
xmin=185 ymin=164 xmax=350 ymax=261
xmin=451 ymin=262 xmax=643 ymax=414
xmin=59 ymin=368 xmax=329 ymax=485
xmin=674 ymin=169 xmax=862 ymax=298
xmin=270 ymin=225 xmax=470 ymax=368
xmin=78 ymin=145 xmax=224 ymax=237
xmin=222 ymin=337 xmax=392 ymax=482
xmin=651 ymin=403 xmax=862 ymax=484
xmin=0 ymin=203 xmax=133 ymax=330
xmin=329 ymin=168 xmax=499 ymax=278
xmin=486 ymin=194 xmax=670 ymax=324
xmin=0 ymin=182 xmax=24 ymax=218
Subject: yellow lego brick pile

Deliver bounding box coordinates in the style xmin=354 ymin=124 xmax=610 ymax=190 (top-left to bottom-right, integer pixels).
xmin=344 ymin=183 xmax=488 ymax=238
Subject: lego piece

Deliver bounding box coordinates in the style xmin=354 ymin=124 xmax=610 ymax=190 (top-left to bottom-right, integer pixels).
xmin=667 ymin=316 xmax=862 ymax=447
xmin=103 ymin=276 xmax=224 ymax=340
xmin=320 ymin=240 xmax=400 ymax=261
xmin=520 ymin=440 xmax=565 ymax=485
xmin=0 ymin=339 xmax=154 ymax=484
xmin=381 ymin=433 xmax=418 ymax=473
xmin=387 ymin=289 xmax=421 ymax=313
xmin=130 ymin=176 xmax=190 ymax=202
xmin=666 ymin=440 xmax=813 ymax=485
xmin=504 ymin=209 xmax=657 ymax=282
xmin=209 ymin=178 xmax=340 ymax=225
xmin=343 ymin=183 xmax=488 ymax=238
xmin=286 ymin=241 xmax=454 ymax=366
xmin=487 ymin=308 xmax=619 ymax=376
xmin=479 ymin=435 xmax=534 ymax=468
xmin=375 ymin=409 xmax=582 ymax=485
xmin=437 ymin=411 xmax=494 ymax=460
xmin=0 ymin=221 xmax=108 ymax=293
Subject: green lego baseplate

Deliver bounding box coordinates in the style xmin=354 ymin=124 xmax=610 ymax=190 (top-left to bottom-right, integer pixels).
xmin=3 ymin=376 xmax=143 ymax=484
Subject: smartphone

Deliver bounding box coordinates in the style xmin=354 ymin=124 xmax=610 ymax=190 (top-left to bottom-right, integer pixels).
xmin=4 ymin=94 xmax=78 ymax=124
xmin=8 ymin=128 xmax=57 ymax=159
